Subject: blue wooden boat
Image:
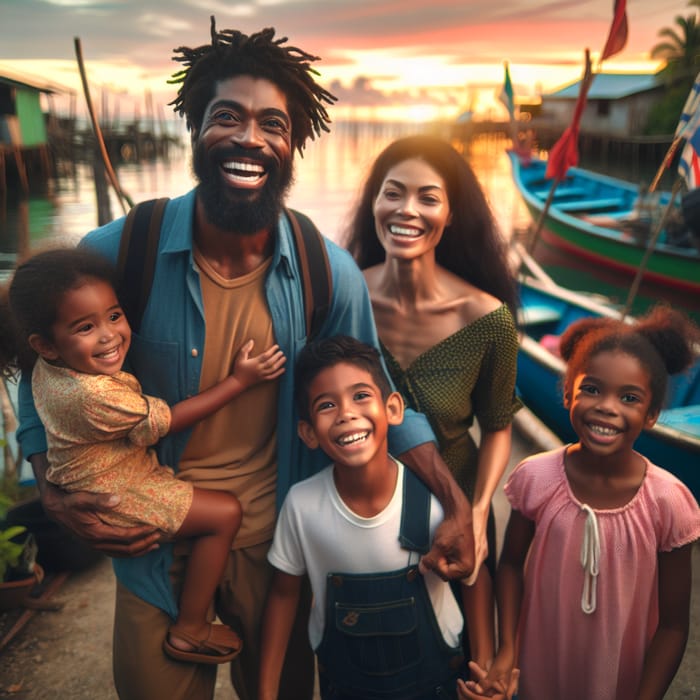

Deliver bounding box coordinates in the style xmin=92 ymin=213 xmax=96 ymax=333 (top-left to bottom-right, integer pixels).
xmin=517 ymin=274 xmax=700 ymax=499
xmin=509 ymin=151 xmax=700 ymax=293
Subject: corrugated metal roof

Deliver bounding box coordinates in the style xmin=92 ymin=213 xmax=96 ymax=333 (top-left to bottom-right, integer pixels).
xmin=547 ymin=73 xmax=661 ymax=100
xmin=0 ymin=65 xmax=70 ymax=94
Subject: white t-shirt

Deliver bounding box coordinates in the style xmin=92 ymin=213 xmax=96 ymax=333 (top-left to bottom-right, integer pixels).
xmin=268 ymin=459 xmax=463 ymax=650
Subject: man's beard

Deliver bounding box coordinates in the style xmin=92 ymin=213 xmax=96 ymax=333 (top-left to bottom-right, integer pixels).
xmin=193 ymin=143 xmax=294 ymax=234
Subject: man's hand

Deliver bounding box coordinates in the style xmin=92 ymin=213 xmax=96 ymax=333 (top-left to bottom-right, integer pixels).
xmin=399 ymin=442 xmax=475 ymax=581
xmin=41 ymin=481 xmax=160 ymax=558
xmin=419 ymin=496 xmax=475 ymax=581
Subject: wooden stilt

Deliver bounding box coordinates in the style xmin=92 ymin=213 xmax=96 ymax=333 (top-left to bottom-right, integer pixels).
xmin=0 ymin=148 xmax=6 ymax=194
xmin=12 ymin=147 xmax=29 ymax=194
xmin=39 ymin=145 xmax=52 ymax=180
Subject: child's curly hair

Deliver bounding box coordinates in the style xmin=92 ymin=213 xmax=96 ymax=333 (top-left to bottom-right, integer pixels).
xmin=559 ymin=305 xmax=700 ymax=415
xmin=0 ymin=247 xmax=116 ymax=377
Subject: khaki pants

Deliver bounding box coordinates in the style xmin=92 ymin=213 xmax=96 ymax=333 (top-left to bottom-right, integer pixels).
xmin=113 ymin=541 xmax=314 ymax=700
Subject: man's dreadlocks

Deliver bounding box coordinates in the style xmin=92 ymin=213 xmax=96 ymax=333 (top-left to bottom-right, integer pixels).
xmin=169 ymin=16 xmax=337 ymax=155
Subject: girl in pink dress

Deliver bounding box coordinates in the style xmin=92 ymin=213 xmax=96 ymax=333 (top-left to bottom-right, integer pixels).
xmin=460 ymin=305 xmax=700 ymax=700
xmin=0 ymin=248 xmax=286 ymax=666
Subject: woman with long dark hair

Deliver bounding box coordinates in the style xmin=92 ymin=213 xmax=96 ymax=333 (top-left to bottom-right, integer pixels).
xmin=346 ymin=135 xmax=521 ymax=670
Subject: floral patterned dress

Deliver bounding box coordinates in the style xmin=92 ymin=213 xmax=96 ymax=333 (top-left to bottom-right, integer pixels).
xmin=33 ymin=358 xmax=193 ymax=534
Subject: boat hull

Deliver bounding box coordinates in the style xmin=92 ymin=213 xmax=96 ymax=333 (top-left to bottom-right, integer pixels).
xmin=510 ymin=152 xmax=700 ymax=293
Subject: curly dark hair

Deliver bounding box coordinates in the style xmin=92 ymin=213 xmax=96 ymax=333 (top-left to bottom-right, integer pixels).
xmin=169 ymin=17 xmax=337 ymax=155
xmin=344 ymin=135 xmax=518 ymax=316
xmin=559 ymin=305 xmax=700 ymax=415
xmin=0 ymin=247 xmax=116 ymax=377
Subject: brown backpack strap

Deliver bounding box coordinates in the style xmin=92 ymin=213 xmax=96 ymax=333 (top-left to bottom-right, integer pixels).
xmin=116 ymin=197 xmax=169 ymax=333
xmin=115 ymin=201 xmax=329 ymax=341
xmin=285 ymin=208 xmax=332 ymax=342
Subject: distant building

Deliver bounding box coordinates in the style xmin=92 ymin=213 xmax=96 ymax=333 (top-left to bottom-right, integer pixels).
xmin=0 ymin=67 xmax=70 ymax=191
xmin=0 ymin=68 xmax=67 ymax=147
xmin=540 ymin=72 xmax=664 ymax=138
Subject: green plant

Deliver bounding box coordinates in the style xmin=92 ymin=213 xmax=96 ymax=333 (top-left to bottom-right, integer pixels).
xmin=0 ymin=524 xmax=27 ymax=582
xmin=0 ymin=377 xmax=39 ymax=583
xmin=0 ymin=489 xmax=35 ymax=582
xmin=644 ymin=82 xmax=692 ymax=135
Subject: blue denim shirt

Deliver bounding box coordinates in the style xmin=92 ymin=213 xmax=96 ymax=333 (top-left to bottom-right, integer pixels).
xmin=17 ymin=190 xmax=436 ymax=618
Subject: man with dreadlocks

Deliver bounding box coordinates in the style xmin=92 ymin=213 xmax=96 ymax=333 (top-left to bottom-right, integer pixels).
xmin=17 ymin=18 xmax=474 ymax=700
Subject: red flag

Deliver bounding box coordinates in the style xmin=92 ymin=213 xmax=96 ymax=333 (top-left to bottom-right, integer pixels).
xmin=600 ymin=0 xmax=628 ymax=61
xmin=545 ymin=50 xmax=594 ymax=181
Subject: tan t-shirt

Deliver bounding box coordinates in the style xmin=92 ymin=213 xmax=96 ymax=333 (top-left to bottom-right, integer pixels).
xmin=177 ymin=250 xmax=279 ymax=548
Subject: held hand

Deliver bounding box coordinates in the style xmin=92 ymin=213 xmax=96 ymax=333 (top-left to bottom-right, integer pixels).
xmin=233 ymin=340 xmax=286 ymax=388
xmin=40 ymin=483 xmax=160 ymax=557
xmin=419 ymin=502 xmax=475 ymax=581
xmin=457 ymin=662 xmax=520 ymax=700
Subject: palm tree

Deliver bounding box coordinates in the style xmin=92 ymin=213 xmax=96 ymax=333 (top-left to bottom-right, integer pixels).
xmin=644 ymin=5 xmax=700 ymax=133
xmin=651 ymin=12 xmax=700 ymax=83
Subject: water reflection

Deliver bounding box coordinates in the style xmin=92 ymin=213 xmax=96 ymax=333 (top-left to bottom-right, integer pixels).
xmin=0 ymin=123 xmax=526 ymax=253
xmin=0 ymin=124 xmax=696 ymax=322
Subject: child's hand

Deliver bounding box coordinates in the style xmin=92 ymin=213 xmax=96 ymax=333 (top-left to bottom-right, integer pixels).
xmin=457 ymin=660 xmax=519 ymax=699
xmin=233 ymin=340 xmax=286 ymax=388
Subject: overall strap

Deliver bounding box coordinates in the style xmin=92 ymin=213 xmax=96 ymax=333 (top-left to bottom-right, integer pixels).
xmin=116 ymin=197 xmax=169 ymax=333
xmin=399 ymin=466 xmax=431 ymax=554
xmin=285 ymin=208 xmax=332 ymax=342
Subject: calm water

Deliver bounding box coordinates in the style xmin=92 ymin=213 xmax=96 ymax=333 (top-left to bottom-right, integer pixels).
xmin=0 ymin=122 xmax=526 ymax=258
xmin=0 ymin=121 xmax=696 ymax=324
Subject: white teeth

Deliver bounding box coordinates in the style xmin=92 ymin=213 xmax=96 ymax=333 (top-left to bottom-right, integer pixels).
xmin=589 ymin=424 xmax=619 ymax=436
xmin=389 ymin=225 xmax=421 ymax=237
xmin=222 ymin=161 xmax=264 ymax=175
xmin=97 ymin=348 xmax=119 ymax=359
xmin=337 ymin=431 xmax=369 ymax=446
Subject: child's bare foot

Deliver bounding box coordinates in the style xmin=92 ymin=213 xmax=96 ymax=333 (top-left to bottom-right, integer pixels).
xmin=163 ymin=623 xmax=242 ymax=665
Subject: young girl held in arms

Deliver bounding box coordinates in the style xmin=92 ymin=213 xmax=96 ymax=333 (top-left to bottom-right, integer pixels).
xmin=0 ymin=248 xmax=286 ymax=665
xmin=460 ymin=305 xmax=700 ymax=700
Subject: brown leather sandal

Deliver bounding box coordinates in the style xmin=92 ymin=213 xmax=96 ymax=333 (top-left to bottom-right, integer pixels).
xmin=162 ymin=623 xmax=243 ymax=665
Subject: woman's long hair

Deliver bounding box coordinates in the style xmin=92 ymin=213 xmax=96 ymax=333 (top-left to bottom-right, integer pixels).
xmin=345 ymin=134 xmax=517 ymax=315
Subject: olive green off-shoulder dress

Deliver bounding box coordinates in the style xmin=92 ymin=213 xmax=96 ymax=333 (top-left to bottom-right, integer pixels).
xmin=381 ymin=304 xmax=522 ymax=500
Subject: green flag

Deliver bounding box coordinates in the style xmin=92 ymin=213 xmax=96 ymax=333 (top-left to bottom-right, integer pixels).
xmin=499 ymin=61 xmax=515 ymax=120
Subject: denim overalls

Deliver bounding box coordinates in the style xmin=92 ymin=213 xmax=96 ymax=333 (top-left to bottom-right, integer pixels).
xmin=315 ymin=468 xmax=464 ymax=699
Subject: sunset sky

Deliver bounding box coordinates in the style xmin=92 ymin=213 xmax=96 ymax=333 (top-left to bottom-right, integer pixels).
xmin=0 ymin=0 xmax=692 ymax=122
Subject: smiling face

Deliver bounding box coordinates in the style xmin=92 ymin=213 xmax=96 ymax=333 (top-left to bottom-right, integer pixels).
xmin=566 ymin=350 xmax=659 ymax=461
xmin=372 ymin=157 xmax=452 ymax=261
xmin=297 ymin=362 xmax=403 ymax=471
xmin=192 ymin=75 xmax=294 ymax=233
xmin=30 ymin=278 xmax=131 ymax=376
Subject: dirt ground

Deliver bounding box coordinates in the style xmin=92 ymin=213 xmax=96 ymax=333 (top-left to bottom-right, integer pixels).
xmin=0 ymin=419 xmax=699 ymax=699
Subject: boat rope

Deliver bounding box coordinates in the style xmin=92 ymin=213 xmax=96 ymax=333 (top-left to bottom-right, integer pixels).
xmin=580 ymin=503 xmax=600 ymax=614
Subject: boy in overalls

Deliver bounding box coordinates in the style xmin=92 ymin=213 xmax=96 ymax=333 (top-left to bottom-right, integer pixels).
xmin=258 ymin=335 xmax=468 ymax=699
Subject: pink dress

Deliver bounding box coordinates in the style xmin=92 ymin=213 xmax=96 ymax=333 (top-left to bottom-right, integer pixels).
xmin=33 ymin=358 xmax=193 ymax=534
xmin=505 ymin=446 xmax=700 ymax=700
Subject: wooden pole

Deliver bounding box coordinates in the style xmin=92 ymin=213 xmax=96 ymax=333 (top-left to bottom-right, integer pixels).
xmin=620 ymin=178 xmax=684 ymax=318
xmin=526 ymin=177 xmax=561 ymax=255
xmin=0 ymin=148 xmax=6 ymax=195
xmin=73 ymin=37 xmax=133 ymax=214
xmin=527 ymin=49 xmax=592 ymax=257
xmin=12 ymin=147 xmax=29 ymax=194
xmin=648 ymin=137 xmax=682 ymax=194
xmin=93 ymin=152 xmax=113 ymax=226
